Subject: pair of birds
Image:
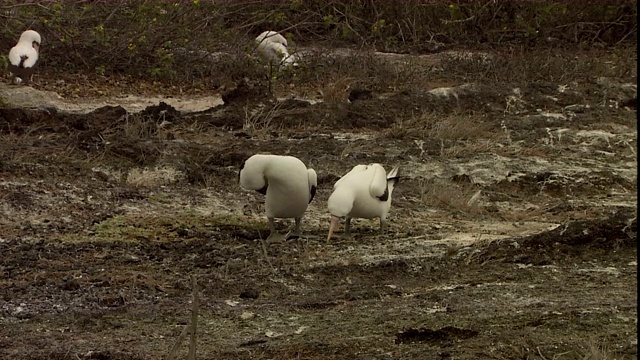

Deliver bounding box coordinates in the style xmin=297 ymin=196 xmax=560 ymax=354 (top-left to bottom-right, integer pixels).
xmin=8 ymin=30 xmax=41 ymax=85
xmin=239 ymin=154 xmax=400 ymax=242
xmin=8 ymin=30 xmax=292 ymax=84
xmin=254 ymin=30 xmax=299 ymax=70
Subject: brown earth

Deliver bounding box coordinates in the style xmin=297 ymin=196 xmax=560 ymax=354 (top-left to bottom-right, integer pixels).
xmin=0 ymin=47 xmax=637 ymax=360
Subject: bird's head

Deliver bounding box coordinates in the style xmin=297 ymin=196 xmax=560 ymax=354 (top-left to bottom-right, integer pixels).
xmin=20 ymin=30 xmax=41 ymax=52
xmin=326 ymin=187 xmax=354 ymax=241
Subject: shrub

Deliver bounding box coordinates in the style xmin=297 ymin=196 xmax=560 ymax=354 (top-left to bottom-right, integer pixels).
xmin=0 ymin=1 xmax=635 ymax=82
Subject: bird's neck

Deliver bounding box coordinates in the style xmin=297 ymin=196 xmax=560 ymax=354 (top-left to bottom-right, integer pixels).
xmin=328 ymin=187 xmax=355 ymax=217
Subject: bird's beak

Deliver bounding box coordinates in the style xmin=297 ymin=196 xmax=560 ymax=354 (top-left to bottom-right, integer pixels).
xmin=327 ymin=215 xmax=340 ymax=242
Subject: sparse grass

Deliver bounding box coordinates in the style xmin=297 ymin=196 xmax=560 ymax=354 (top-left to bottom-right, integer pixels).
xmin=419 ymin=177 xmax=486 ymax=216
xmin=57 ymin=213 xmax=265 ymax=244
xmin=147 ymin=191 xmax=173 ymax=204
xmin=440 ymin=139 xmax=502 ymax=158
xmin=464 ymin=234 xmax=499 ymax=265
xmin=243 ymin=101 xmax=285 ymax=133
xmin=291 ymin=50 xmax=403 ymax=94
xmin=428 ymin=114 xmax=495 ymax=141
xmin=438 ymin=46 xmax=637 ymax=85
xmin=577 ymin=338 xmax=619 ymax=360
xmin=206 ymin=213 xmax=264 ymax=229
xmin=338 ymin=141 xmax=375 ymax=158
xmin=120 ymin=113 xmax=161 ymax=139
xmin=88 ymin=215 xmax=157 ymax=243
xmin=320 ymin=75 xmax=353 ymax=103
xmin=0 ymin=131 xmax=83 ymax=171
xmin=387 ymin=111 xmax=498 ymax=141
xmin=126 ymin=166 xmax=185 ymax=187
xmin=509 ymin=338 xmax=623 ymax=360
xmin=387 ymin=111 xmax=508 ymax=158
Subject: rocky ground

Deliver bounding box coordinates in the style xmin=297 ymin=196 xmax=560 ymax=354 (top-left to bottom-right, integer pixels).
xmin=0 ymin=46 xmax=637 ymax=359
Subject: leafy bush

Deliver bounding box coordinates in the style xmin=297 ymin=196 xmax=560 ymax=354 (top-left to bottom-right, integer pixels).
xmin=0 ymin=1 xmax=635 ymax=82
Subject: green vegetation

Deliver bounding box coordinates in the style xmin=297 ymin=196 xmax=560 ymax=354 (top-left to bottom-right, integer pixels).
xmin=59 ymin=213 xmax=265 ymax=244
xmin=0 ymin=1 xmax=635 ymax=82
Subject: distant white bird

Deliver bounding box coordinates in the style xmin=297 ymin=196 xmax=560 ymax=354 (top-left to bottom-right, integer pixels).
xmin=327 ymin=164 xmax=400 ymax=242
xmin=254 ymin=30 xmax=298 ymax=69
xmin=240 ymin=154 xmax=317 ymax=242
xmin=8 ymin=30 xmax=41 ymax=85
xmin=256 ymin=31 xmax=289 ymax=48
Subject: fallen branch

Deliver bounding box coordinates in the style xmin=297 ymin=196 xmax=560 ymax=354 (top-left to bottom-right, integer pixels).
xmin=440 ymin=15 xmax=476 ymax=25
xmin=166 ymin=325 xmax=190 ymax=360
xmin=188 ymin=275 xmax=199 ymax=360
xmin=166 ymin=275 xmax=199 ymax=360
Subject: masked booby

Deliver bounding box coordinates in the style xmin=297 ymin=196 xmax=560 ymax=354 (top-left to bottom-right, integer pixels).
xmin=239 ymin=154 xmax=317 ymax=242
xmin=326 ymin=164 xmax=400 ymax=241
xmin=254 ymin=30 xmax=298 ymax=69
xmin=8 ymin=30 xmax=41 ymax=85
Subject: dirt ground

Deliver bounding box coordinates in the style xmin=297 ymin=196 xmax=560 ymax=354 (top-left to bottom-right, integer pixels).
xmin=0 ymin=46 xmax=637 ymax=360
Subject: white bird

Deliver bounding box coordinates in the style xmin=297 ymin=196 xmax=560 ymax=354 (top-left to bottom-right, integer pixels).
xmin=327 ymin=164 xmax=400 ymax=242
xmin=256 ymin=31 xmax=289 ymax=47
xmin=8 ymin=30 xmax=41 ymax=85
xmin=254 ymin=30 xmax=298 ymax=69
xmin=239 ymin=154 xmax=317 ymax=242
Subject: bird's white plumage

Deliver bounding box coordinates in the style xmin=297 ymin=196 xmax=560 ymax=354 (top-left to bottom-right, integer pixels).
xmin=256 ymin=31 xmax=288 ymax=47
xmin=327 ymin=163 xmax=400 ymax=240
xmin=240 ymin=154 xmax=317 ymax=238
xmin=9 ymin=30 xmax=41 ymax=69
xmin=8 ymin=30 xmax=41 ymax=84
xmin=254 ymin=30 xmax=298 ymax=69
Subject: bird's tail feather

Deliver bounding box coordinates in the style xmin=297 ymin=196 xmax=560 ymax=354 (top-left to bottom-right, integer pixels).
xmin=387 ymin=166 xmax=400 ymax=187
xmin=387 ymin=166 xmax=400 ymax=180
xmin=18 ymin=55 xmax=28 ymax=68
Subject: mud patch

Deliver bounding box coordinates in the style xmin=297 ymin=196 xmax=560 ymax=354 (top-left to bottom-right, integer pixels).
xmin=395 ymin=326 xmax=479 ymax=345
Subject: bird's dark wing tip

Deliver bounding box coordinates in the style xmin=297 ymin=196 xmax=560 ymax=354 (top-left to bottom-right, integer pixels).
xmin=256 ymin=184 xmax=268 ymax=195
xmin=377 ymin=185 xmax=390 ymax=202
xmin=309 ymin=185 xmax=317 ymax=203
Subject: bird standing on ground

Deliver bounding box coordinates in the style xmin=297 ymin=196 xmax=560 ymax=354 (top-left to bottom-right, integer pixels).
xmin=8 ymin=30 xmax=41 ymax=85
xmin=326 ymin=164 xmax=400 ymax=242
xmin=254 ymin=30 xmax=298 ymax=70
xmin=239 ymin=154 xmax=317 ymax=242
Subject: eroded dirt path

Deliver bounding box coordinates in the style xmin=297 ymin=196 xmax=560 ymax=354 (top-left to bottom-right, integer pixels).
xmin=0 ymin=49 xmax=637 ymax=359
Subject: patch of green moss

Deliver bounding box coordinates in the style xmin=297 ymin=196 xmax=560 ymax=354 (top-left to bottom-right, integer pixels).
xmin=207 ymin=214 xmax=265 ymax=230
xmin=57 ymin=212 xmax=266 ymax=244
xmin=92 ymin=215 xmax=155 ymax=240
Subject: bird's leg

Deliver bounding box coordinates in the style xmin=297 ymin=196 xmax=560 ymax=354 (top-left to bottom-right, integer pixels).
xmin=268 ymin=217 xmax=277 ymax=234
xmin=290 ymin=217 xmax=302 ymax=239
xmin=344 ymin=217 xmax=352 ymax=238
xmin=379 ymin=218 xmax=386 ymax=235
xmin=266 ymin=217 xmax=286 ymax=243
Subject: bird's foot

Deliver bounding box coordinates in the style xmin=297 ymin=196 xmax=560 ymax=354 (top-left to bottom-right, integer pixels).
xmin=266 ymin=232 xmax=289 ymax=244
xmin=329 ymin=233 xmax=352 ymax=243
